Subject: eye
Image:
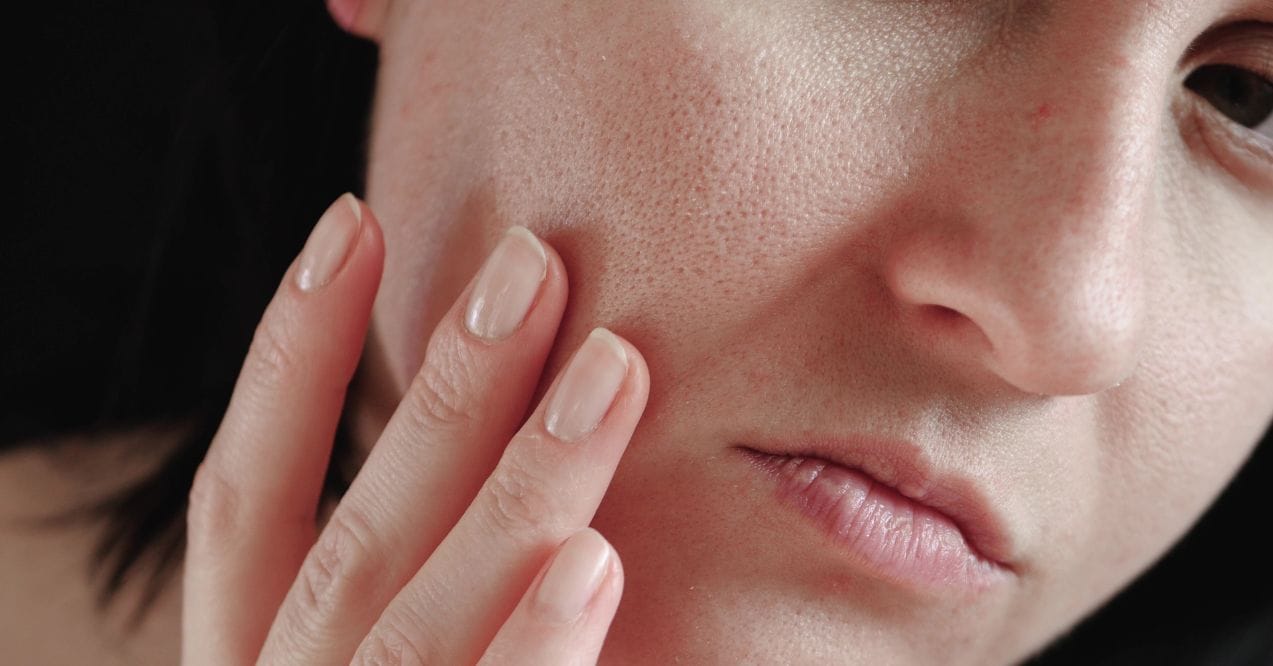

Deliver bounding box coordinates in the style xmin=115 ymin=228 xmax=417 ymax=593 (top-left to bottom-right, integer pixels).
xmin=1184 ymin=64 xmax=1273 ymax=135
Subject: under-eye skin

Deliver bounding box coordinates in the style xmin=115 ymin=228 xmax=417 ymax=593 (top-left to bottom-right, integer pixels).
xmin=1183 ymin=86 xmax=1273 ymax=191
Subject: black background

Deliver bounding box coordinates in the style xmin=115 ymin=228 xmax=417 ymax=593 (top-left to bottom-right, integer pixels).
xmin=7 ymin=3 xmax=1271 ymax=664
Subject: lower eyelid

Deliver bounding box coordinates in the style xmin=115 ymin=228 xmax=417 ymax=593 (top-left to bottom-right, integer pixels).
xmin=1256 ymin=116 xmax=1273 ymax=140
xmin=1178 ymin=92 xmax=1273 ymax=191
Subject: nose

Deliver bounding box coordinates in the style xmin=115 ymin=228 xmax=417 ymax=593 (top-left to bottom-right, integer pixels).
xmin=883 ymin=16 xmax=1162 ymax=396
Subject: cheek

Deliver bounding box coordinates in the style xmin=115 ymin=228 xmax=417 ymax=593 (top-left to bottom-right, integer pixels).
xmin=1064 ymin=198 xmax=1273 ymax=610
xmin=1139 ymin=193 xmax=1273 ymax=488
xmin=485 ymin=5 xmax=916 ymax=368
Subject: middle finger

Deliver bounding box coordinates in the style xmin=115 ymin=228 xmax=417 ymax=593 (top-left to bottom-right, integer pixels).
xmin=259 ymin=226 xmax=565 ymax=664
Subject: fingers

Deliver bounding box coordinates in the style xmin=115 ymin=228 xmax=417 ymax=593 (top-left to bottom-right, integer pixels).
xmin=355 ymin=328 xmax=650 ymax=665
xmin=259 ymin=226 xmax=570 ymax=664
xmin=478 ymin=529 xmax=624 ymax=666
xmin=182 ymin=194 xmax=384 ymax=666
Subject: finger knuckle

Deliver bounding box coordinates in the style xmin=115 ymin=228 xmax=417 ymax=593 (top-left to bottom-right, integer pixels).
xmin=243 ymin=313 xmax=304 ymax=394
xmin=404 ymin=345 xmax=478 ymax=431
xmin=186 ymin=461 xmax=242 ymax=555
xmin=296 ymin=506 xmax=380 ymax=620
xmin=354 ymin=622 xmax=431 ymax=666
xmin=482 ymin=450 xmax=563 ymax=543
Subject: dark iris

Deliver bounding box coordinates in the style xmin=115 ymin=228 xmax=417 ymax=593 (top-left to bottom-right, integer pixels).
xmin=1184 ymin=64 xmax=1273 ymax=129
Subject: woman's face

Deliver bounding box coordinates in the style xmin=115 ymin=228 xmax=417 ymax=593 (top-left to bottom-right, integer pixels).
xmin=353 ymin=1 xmax=1273 ymax=663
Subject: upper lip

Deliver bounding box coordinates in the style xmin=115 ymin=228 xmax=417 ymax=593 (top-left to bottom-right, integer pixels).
xmin=735 ymin=436 xmax=1018 ymax=572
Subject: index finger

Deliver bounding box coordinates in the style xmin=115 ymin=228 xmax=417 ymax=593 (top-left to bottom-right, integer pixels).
xmin=183 ymin=194 xmax=383 ymax=666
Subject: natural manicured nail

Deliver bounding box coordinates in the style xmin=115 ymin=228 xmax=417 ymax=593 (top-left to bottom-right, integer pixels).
xmin=464 ymin=226 xmax=548 ymax=341
xmin=296 ymin=193 xmax=363 ymax=292
xmin=544 ymin=328 xmax=628 ymax=442
xmin=534 ymin=529 xmax=613 ymax=624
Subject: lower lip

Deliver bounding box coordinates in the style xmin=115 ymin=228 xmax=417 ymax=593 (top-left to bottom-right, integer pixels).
xmin=743 ymin=451 xmax=1010 ymax=593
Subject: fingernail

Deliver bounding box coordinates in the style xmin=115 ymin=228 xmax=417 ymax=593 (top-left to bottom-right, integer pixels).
xmin=534 ymin=529 xmax=613 ymax=624
xmin=327 ymin=0 xmax=363 ymax=31
xmin=464 ymin=226 xmax=548 ymax=341
xmin=544 ymin=328 xmax=628 ymax=442
xmin=296 ymin=193 xmax=363 ymax=292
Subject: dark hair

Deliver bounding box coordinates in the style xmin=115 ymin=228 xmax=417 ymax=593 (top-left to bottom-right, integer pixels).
xmin=7 ymin=2 xmax=1272 ymax=662
xmin=8 ymin=0 xmax=375 ymax=622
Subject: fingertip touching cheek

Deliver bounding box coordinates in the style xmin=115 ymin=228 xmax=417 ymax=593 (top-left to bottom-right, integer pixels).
xmin=354 ymin=1 xmax=1273 ymax=663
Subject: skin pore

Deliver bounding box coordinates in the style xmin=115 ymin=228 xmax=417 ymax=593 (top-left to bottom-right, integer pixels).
xmin=346 ymin=0 xmax=1273 ymax=663
xmin=2 ymin=1 xmax=1270 ymax=664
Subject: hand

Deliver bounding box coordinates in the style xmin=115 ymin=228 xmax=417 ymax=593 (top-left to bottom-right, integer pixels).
xmin=181 ymin=194 xmax=650 ymax=665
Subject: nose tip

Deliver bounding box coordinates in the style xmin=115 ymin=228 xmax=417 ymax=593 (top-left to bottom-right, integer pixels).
xmin=886 ymin=233 xmax=1146 ymax=397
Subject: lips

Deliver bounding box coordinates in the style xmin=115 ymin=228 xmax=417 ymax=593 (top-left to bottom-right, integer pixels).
xmin=736 ymin=440 xmax=1017 ymax=593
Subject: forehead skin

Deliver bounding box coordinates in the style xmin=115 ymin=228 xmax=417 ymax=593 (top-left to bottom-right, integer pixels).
xmin=358 ymin=1 xmax=1273 ymax=662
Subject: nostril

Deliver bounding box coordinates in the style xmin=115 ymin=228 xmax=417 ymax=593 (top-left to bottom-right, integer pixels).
xmin=924 ymin=305 xmax=963 ymax=323
xmin=919 ymin=304 xmax=975 ymax=335
xmin=910 ymin=302 xmax=1000 ymax=359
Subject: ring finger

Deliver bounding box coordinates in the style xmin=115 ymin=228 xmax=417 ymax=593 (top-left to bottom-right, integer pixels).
xmin=355 ymin=326 xmax=648 ymax=664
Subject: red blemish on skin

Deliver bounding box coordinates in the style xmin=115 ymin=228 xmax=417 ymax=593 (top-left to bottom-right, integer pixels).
xmin=1030 ymin=103 xmax=1053 ymax=130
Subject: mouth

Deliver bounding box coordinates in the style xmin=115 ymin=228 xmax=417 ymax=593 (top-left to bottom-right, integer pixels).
xmin=735 ymin=440 xmax=1018 ymax=595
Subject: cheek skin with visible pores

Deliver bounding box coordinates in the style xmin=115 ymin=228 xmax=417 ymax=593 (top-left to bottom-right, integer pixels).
xmin=360 ymin=1 xmax=1273 ymax=664
xmin=493 ymin=2 xmax=952 ymax=384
